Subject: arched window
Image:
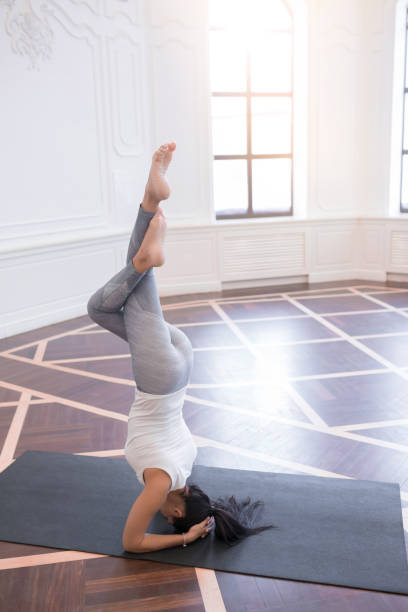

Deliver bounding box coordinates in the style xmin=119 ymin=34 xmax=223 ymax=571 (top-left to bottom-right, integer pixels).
xmin=390 ymin=1 xmax=408 ymax=214
xmin=208 ymin=0 xmax=307 ymax=220
xmin=400 ymin=6 xmax=408 ymax=213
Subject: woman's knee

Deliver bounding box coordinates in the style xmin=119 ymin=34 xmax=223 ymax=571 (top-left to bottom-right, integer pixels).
xmin=87 ymin=292 xmax=102 ymax=323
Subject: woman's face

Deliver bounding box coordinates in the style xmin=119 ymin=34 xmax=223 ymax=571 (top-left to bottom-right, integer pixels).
xmin=160 ymin=507 xmax=174 ymax=524
xmin=160 ymin=487 xmax=188 ymax=524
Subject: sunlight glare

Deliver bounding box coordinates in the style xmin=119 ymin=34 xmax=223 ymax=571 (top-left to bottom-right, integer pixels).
xmin=255 ymin=351 xmax=289 ymax=387
xmin=209 ymin=0 xmax=292 ymax=50
xmin=209 ymin=0 xmax=292 ymax=93
xmin=252 ymin=352 xmax=290 ymax=418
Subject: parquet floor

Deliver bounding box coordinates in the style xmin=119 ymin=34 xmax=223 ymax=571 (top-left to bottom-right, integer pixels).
xmin=1 ymin=280 xmax=408 ymax=611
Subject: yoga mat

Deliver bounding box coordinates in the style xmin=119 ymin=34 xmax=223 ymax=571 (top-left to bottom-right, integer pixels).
xmin=0 ymin=450 xmax=407 ymax=595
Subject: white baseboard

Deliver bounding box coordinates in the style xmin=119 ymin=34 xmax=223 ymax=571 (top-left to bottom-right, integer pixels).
xmin=353 ymin=269 xmax=387 ymax=281
xmin=157 ymin=280 xmax=221 ymax=297
xmin=308 ymin=269 xmax=356 ymax=283
xmin=309 ymin=269 xmax=387 ymax=283
xmin=221 ymin=275 xmax=308 ymax=290
xmin=387 ymin=272 xmax=408 ymax=283
xmin=2 ymin=217 xmax=408 ymax=339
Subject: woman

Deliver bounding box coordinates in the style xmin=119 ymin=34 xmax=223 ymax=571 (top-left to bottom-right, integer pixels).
xmin=87 ymin=142 xmax=274 ymax=553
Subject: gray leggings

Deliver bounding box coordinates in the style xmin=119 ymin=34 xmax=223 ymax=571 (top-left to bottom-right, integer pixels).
xmin=87 ymin=204 xmax=193 ymax=395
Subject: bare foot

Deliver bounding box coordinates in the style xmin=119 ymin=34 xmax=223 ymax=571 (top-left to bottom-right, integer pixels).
xmin=132 ymin=210 xmax=167 ymax=272
xmin=143 ymin=142 xmax=176 ymax=211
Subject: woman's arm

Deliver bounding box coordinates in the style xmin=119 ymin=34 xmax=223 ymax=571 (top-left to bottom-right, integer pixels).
xmin=128 ymin=531 xmax=186 ymax=553
xmin=122 ymin=469 xmax=171 ymax=551
xmin=133 ymin=516 xmax=212 ymax=552
xmin=122 ymin=470 xmax=212 ymax=553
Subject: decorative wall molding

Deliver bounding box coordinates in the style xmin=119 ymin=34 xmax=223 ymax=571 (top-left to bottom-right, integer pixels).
xmin=0 ymin=0 xmax=150 ymax=242
xmin=313 ymin=43 xmax=360 ymax=213
xmin=107 ymin=34 xmax=145 ymax=157
xmin=221 ymin=232 xmax=306 ymax=281
xmin=1 ymin=0 xmax=55 ymax=69
xmin=1 ymin=216 xmax=407 ymax=338
xmin=1 ymin=0 xmax=406 ymax=340
xmin=105 ymin=0 xmax=141 ymax=26
xmin=317 ymin=0 xmax=363 ymax=39
xmin=0 ymin=0 xmax=144 ymax=70
xmin=149 ymin=35 xmax=203 ymax=222
xmin=314 ymin=226 xmax=355 ymax=267
xmin=0 ymin=14 xmax=109 ymax=240
xmin=308 ymin=0 xmax=398 ymax=219
xmin=390 ymin=230 xmax=408 ymax=269
xmin=147 ymin=0 xmax=201 ymax=30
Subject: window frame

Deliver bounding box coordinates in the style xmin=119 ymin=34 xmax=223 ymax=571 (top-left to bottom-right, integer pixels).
xmin=209 ymin=4 xmax=295 ymax=221
xmin=400 ymin=6 xmax=408 ymax=213
xmin=389 ymin=0 xmax=408 ymax=215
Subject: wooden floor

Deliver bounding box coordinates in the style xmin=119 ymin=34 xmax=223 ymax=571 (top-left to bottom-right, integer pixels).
xmin=1 ymin=280 xmax=408 ymax=611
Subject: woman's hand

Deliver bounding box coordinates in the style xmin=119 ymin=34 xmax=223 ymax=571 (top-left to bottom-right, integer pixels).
xmin=186 ymin=516 xmax=215 ymax=544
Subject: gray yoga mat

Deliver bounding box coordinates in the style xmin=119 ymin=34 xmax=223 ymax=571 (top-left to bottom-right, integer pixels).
xmin=0 ymin=450 xmax=408 ymax=595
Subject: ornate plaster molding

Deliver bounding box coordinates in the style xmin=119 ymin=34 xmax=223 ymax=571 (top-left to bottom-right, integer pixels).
xmin=0 ymin=0 xmax=134 ymax=69
xmin=1 ymin=0 xmax=54 ymax=69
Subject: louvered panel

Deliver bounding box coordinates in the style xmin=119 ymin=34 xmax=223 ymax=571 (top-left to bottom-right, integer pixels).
xmin=222 ymin=232 xmax=306 ymax=280
xmin=391 ymin=232 xmax=408 ymax=268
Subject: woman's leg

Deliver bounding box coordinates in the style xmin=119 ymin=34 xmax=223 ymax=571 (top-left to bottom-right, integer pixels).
xmin=123 ymin=210 xmax=193 ymax=394
xmin=87 ymin=141 xmax=176 ymax=339
xmin=123 ymin=291 xmax=193 ymax=395
xmin=86 ymin=204 xmax=157 ymax=341
xmin=87 ymin=141 xmax=193 ymax=394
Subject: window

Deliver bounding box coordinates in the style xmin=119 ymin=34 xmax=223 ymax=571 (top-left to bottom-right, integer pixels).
xmin=390 ymin=1 xmax=408 ymax=215
xmin=208 ymin=0 xmax=295 ymax=220
xmin=401 ymin=6 xmax=408 ymax=212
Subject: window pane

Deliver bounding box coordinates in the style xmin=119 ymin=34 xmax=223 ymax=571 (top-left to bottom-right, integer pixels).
xmin=208 ymin=0 xmax=234 ymax=28
xmin=406 ymin=31 xmax=408 ymax=88
xmin=402 ymin=154 xmax=408 ymax=210
xmin=252 ymin=158 xmax=291 ymax=213
xmin=209 ymin=0 xmax=292 ymax=31
xmin=213 ymin=159 xmax=248 ymax=214
xmin=251 ymin=97 xmax=291 ymax=154
xmin=211 ymin=97 xmax=247 ymax=155
xmin=209 ymin=31 xmax=247 ymax=92
xmin=247 ymin=0 xmax=292 ymax=30
xmin=250 ymin=32 xmax=292 ymax=93
xmin=404 ymin=93 xmax=408 ymax=150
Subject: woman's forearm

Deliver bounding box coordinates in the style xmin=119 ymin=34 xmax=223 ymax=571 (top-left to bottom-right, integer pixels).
xmin=126 ymin=532 xmax=188 ymax=553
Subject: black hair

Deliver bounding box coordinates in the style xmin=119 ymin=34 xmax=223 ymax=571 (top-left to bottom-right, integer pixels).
xmin=172 ymin=483 xmax=276 ymax=546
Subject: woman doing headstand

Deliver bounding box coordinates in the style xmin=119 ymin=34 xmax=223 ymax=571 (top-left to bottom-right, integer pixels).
xmin=87 ymin=142 xmax=274 ymax=553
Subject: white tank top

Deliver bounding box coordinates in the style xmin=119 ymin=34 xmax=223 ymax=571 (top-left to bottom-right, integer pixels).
xmin=124 ymin=384 xmax=197 ymax=492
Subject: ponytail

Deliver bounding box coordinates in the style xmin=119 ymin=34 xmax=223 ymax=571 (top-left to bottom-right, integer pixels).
xmin=173 ymin=484 xmax=276 ymax=546
xmin=210 ymin=495 xmax=276 ymax=546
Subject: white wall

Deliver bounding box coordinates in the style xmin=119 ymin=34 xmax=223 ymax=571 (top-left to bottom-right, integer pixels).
xmin=308 ymin=0 xmax=399 ymax=218
xmin=0 ymin=0 xmax=407 ymax=339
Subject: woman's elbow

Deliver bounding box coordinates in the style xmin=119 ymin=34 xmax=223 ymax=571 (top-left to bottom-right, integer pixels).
xmin=122 ymin=536 xmax=143 ymax=553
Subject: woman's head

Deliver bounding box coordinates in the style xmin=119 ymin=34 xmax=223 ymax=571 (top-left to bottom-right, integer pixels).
xmin=159 ymin=484 xmax=190 ymax=525
xmin=171 ymin=483 xmax=276 ymax=546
